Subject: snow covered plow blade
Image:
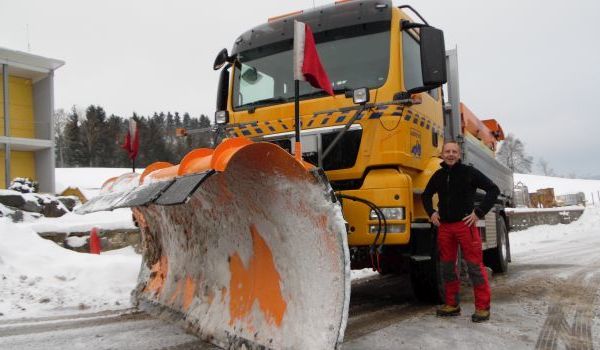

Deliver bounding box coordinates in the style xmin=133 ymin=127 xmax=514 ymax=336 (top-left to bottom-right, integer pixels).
xmin=77 ymin=138 xmax=350 ymax=350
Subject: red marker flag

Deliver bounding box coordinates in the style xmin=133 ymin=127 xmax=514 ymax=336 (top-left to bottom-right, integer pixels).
xmin=122 ymin=119 xmax=139 ymax=161
xmin=293 ymin=21 xmax=333 ymax=96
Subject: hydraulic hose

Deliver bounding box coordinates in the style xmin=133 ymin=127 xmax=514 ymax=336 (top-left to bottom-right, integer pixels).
xmin=336 ymin=193 xmax=388 ymax=271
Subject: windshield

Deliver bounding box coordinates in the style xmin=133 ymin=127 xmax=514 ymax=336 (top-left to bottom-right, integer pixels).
xmin=232 ymin=21 xmax=390 ymax=110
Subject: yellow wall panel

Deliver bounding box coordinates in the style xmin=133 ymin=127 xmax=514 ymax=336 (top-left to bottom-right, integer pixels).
xmin=10 ymin=105 xmax=35 ymax=137
xmin=9 ymin=76 xmax=35 ymax=138
xmin=0 ymin=150 xmax=36 ymax=189
xmin=0 ymin=151 xmax=3 ymax=188
xmin=0 ymin=74 xmax=4 ymax=136
xmin=0 ymin=75 xmax=35 ymax=138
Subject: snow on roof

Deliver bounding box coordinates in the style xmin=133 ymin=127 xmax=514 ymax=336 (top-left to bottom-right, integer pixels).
xmin=0 ymin=46 xmax=64 ymax=72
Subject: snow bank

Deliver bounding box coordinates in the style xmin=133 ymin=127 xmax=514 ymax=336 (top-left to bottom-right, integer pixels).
xmin=509 ymin=205 xmax=600 ymax=255
xmin=23 ymin=208 xmax=136 ymax=233
xmin=0 ymin=218 xmax=141 ymax=319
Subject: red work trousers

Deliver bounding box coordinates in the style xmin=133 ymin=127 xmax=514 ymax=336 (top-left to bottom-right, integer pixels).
xmin=438 ymin=221 xmax=490 ymax=310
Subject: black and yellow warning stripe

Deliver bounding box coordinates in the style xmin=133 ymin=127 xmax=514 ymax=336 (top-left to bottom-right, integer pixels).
xmin=226 ymin=106 xmax=442 ymax=139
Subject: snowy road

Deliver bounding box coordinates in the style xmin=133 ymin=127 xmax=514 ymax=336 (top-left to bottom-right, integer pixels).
xmin=343 ymin=208 xmax=600 ymax=350
xmin=2 ymin=209 xmax=599 ymax=349
xmin=0 ymin=309 xmax=216 ymax=349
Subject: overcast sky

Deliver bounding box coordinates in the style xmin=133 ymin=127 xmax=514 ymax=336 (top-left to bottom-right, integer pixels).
xmin=1 ymin=0 xmax=599 ymax=177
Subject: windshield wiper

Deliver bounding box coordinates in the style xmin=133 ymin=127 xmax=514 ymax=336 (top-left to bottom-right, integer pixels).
xmin=333 ymin=86 xmax=355 ymax=98
xmin=299 ymin=90 xmax=330 ymax=99
xmin=241 ymin=96 xmax=289 ymax=111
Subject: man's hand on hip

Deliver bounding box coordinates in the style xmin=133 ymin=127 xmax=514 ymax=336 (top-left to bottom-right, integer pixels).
xmin=430 ymin=212 xmax=440 ymax=227
xmin=463 ymin=211 xmax=479 ymax=227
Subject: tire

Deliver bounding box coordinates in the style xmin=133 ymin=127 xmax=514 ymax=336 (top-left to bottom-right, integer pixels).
xmin=410 ymin=228 xmax=444 ymax=304
xmin=484 ymin=217 xmax=509 ymax=273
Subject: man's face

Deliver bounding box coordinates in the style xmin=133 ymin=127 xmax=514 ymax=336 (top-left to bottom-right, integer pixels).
xmin=442 ymin=142 xmax=461 ymax=166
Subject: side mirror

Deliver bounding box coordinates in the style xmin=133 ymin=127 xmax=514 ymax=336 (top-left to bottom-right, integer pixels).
xmin=241 ymin=66 xmax=259 ymax=83
xmin=419 ymin=27 xmax=447 ymax=87
xmin=213 ymin=48 xmax=230 ymax=71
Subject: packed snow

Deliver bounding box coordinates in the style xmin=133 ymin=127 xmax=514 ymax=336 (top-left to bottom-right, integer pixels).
xmin=22 ymin=209 xmax=136 ymax=234
xmin=345 ymin=205 xmax=600 ymax=349
xmin=0 ymin=218 xmax=141 ymax=318
xmin=1 ymin=168 xmax=141 ymax=319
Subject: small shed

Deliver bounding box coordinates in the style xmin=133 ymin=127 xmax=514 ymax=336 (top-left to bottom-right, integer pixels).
xmin=60 ymin=186 xmax=88 ymax=203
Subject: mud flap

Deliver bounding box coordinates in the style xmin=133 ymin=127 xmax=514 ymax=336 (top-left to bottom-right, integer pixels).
xmin=78 ymin=139 xmax=350 ymax=349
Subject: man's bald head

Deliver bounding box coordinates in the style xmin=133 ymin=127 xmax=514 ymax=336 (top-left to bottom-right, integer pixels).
xmin=442 ymin=141 xmax=461 ymax=166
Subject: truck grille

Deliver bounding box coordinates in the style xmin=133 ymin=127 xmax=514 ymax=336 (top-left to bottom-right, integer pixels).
xmin=322 ymin=129 xmax=362 ymax=171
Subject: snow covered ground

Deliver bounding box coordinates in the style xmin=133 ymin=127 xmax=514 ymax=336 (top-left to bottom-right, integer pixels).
xmin=345 ymin=206 xmax=600 ymax=349
xmin=0 ymin=218 xmax=141 ymax=318
xmin=1 ymin=169 xmax=599 ymax=349
xmin=0 ymin=168 xmax=142 ymax=319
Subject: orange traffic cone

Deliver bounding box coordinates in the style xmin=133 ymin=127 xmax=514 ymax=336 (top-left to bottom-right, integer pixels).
xmin=89 ymin=227 xmax=101 ymax=254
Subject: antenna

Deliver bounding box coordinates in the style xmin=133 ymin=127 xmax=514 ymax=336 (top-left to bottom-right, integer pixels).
xmin=26 ymin=24 xmax=31 ymax=52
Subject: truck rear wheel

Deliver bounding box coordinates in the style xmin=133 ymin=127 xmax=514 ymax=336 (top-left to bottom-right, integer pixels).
xmin=484 ymin=217 xmax=509 ymax=273
xmin=410 ymin=228 xmax=444 ymax=304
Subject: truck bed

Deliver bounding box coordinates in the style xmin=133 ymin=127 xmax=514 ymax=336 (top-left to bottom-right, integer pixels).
xmin=463 ymin=134 xmax=513 ymax=199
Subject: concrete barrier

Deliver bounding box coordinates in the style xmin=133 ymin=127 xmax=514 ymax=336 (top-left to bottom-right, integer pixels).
xmin=506 ymin=207 xmax=585 ymax=231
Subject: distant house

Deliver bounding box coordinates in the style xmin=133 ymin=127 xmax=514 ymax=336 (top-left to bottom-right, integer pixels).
xmin=0 ymin=47 xmax=64 ymax=193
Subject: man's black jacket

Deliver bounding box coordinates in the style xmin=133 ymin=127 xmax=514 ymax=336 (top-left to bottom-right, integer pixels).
xmin=422 ymin=160 xmax=500 ymax=223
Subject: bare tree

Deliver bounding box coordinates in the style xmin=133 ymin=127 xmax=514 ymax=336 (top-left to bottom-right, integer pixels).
xmin=53 ymin=108 xmax=68 ymax=167
xmin=537 ymin=158 xmax=555 ymax=176
xmin=496 ymin=134 xmax=533 ymax=173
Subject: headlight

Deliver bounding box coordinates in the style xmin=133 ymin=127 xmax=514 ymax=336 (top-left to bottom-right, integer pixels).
xmin=352 ymin=88 xmax=370 ymax=105
xmin=369 ymin=224 xmax=405 ymax=234
xmin=215 ymin=110 xmax=229 ymax=125
xmin=370 ymin=207 xmax=405 ymax=220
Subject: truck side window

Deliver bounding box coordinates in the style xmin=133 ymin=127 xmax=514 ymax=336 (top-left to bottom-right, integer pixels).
xmin=402 ymin=31 xmax=423 ymax=91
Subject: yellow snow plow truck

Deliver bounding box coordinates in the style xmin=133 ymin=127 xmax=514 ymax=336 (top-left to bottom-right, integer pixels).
xmin=78 ymin=1 xmax=513 ymax=349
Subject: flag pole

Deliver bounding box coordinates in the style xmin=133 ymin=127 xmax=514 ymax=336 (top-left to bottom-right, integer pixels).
xmin=294 ymin=79 xmax=302 ymax=161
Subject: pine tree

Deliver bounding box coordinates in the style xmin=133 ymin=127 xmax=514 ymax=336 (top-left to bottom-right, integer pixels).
xmin=63 ymin=107 xmax=86 ymax=166
xmin=196 ymin=114 xmax=212 ymax=148
xmin=147 ymin=112 xmax=169 ymax=164
xmin=80 ymin=105 xmax=107 ymax=166
xmin=103 ymin=114 xmax=127 ymax=167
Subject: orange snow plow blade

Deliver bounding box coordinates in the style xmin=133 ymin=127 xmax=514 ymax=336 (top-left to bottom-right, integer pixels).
xmin=77 ymin=138 xmax=350 ymax=349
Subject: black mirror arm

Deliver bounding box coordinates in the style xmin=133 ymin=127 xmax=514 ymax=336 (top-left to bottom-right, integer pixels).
xmin=407 ymin=85 xmax=439 ymax=95
xmin=227 ymin=53 xmax=238 ymax=64
xmin=397 ymin=5 xmax=429 ymax=25
xmin=400 ymin=20 xmax=429 ymax=31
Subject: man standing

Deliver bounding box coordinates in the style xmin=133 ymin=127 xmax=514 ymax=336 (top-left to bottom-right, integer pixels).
xmin=422 ymin=141 xmax=500 ymax=322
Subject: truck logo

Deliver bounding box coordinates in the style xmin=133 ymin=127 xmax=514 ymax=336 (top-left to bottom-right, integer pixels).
xmin=410 ymin=129 xmax=421 ymax=158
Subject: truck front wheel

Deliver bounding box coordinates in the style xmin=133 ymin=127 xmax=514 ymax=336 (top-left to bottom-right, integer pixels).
xmin=409 ymin=228 xmax=444 ymax=304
